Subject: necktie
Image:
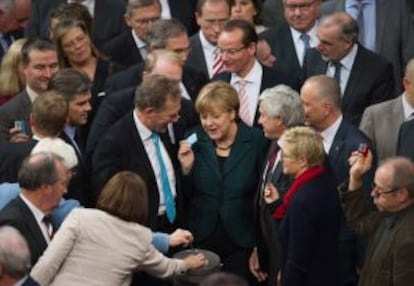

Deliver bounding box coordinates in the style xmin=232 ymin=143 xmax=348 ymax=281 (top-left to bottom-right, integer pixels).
xmin=265 ymin=142 xmax=278 ymax=183
xmin=237 ymin=79 xmax=251 ymax=126
xmin=212 ymin=47 xmax=224 ymax=76
xmin=333 ymin=62 xmax=342 ymax=86
xmin=356 ymin=1 xmax=365 ymax=46
xmin=42 ymin=215 xmax=54 ymax=239
xmin=300 ymin=33 xmax=311 ymax=60
xmin=152 ymin=133 xmax=176 ymax=223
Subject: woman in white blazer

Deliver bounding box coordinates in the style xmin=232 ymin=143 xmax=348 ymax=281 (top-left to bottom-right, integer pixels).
xmin=30 ymin=171 xmax=205 ymax=286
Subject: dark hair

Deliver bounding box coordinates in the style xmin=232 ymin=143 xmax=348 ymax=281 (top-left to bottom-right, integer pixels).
xmin=222 ymin=19 xmax=258 ymax=46
xmin=96 ymin=171 xmax=149 ymax=224
xmin=48 ymin=3 xmax=93 ymax=37
xmin=48 ymin=68 xmax=92 ymax=101
xmin=21 ymin=38 xmax=57 ymax=66
xmin=134 ymin=74 xmax=181 ymax=111
xmin=32 ymin=91 xmax=68 ymax=136
xmin=229 ymin=0 xmax=263 ymax=25
xmin=147 ymin=19 xmax=188 ymax=50
xmin=18 ymin=153 xmax=63 ymax=191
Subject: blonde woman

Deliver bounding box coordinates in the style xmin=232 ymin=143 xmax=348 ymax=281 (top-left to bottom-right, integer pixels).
xmin=0 ymin=39 xmax=26 ymax=105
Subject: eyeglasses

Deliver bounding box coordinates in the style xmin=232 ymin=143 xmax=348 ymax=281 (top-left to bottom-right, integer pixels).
xmin=217 ymin=46 xmax=246 ymax=55
xmin=284 ymin=0 xmax=316 ymax=11
xmin=371 ymin=183 xmax=401 ymax=197
xmin=134 ymin=16 xmax=160 ymax=26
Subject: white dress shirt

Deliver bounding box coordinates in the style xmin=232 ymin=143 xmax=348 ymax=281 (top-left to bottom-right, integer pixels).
xmin=19 ymin=194 xmax=51 ymax=243
xmin=131 ymin=30 xmax=148 ymax=60
xmin=199 ymin=31 xmax=217 ymax=78
xmin=320 ymin=115 xmax=343 ymax=154
xmin=290 ymin=23 xmax=319 ymax=66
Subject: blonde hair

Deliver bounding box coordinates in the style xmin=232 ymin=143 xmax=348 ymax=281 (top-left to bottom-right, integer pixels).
xmin=0 ymin=39 xmax=26 ymax=96
xmin=279 ymin=126 xmax=325 ymax=167
xmin=195 ymin=81 xmax=240 ymax=116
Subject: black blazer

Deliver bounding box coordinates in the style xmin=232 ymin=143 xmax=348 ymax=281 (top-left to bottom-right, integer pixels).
xmin=91 ymin=112 xmax=183 ymax=231
xmin=0 ymin=197 xmax=47 ymax=266
xmin=259 ymin=23 xmax=303 ymax=82
xmin=101 ymin=30 xmax=144 ymax=70
xmin=303 ymin=45 xmax=396 ymax=125
xmin=186 ymin=33 xmax=210 ymax=79
xmin=168 ymin=0 xmax=198 ymax=36
xmin=27 ymin=0 xmax=127 ymax=49
xmin=397 ymin=119 xmax=414 ymax=161
xmin=0 ymin=139 xmax=38 ymax=183
xmin=212 ymin=65 xmax=300 ymax=126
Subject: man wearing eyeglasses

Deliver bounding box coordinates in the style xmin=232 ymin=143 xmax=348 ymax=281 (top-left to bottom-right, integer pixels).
xmin=213 ymin=19 xmax=300 ymax=128
xmin=102 ymin=0 xmax=161 ymax=70
xmin=341 ymin=154 xmax=414 ymax=286
xmin=260 ymin=0 xmax=321 ymax=80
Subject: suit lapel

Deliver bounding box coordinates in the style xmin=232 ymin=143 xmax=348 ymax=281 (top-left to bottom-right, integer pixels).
xmin=329 ymin=121 xmax=346 ymax=169
xmin=223 ymin=124 xmax=253 ymax=175
xmin=342 ymin=46 xmax=364 ymax=109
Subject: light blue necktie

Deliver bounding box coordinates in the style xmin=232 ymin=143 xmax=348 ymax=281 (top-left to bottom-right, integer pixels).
xmin=152 ymin=133 xmax=176 ymax=223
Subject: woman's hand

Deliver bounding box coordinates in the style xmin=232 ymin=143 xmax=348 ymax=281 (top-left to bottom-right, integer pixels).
xmin=264 ymin=183 xmax=280 ymax=204
xmin=169 ymin=229 xmax=193 ymax=247
xmin=183 ymin=253 xmax=207 ymax=269
xmin=178 ymin=140 xmax=194 ymax=175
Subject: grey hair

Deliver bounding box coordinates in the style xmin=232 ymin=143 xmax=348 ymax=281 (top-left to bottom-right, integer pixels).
xmin=259 ymin=84 xmax=304 ymax=127
xmin=147 ymin=19 xmax=187 ymax=50
xmin=126 ymin=0 xmax=160 ymax=16
xmin=18 ymin=152 xmax=64 ymax=191
xmin=381 ymin=157 xmax=414 ymax=198
xmin=0 ymin=226 xmax=31 ymax=279
xmin=319 ymin=12 xmax=359 ymax=44
xmin=303 ymin=75 xmax=342 ymax=110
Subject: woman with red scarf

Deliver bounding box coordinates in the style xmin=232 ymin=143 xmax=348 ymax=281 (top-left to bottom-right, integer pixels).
xmin=264 ymin=126 xmax=341 ymax=286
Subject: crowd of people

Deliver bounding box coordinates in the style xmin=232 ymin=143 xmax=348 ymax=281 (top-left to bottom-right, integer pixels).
xmin=0 ymin=0 xmax=414 ymax=286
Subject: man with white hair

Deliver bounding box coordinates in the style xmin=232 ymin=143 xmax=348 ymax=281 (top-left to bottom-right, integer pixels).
xmin=0 ymin=226 xmax=38 ymax=286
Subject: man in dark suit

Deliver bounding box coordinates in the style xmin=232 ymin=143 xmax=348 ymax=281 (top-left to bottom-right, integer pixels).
xmin=92 ymin=75 xmax=183 ymax=232
xmin=250 ymin=84 xmax=303 ymax=286
xmin=301 ymin=75 xmax=376 ymax=286
xmin=48 ymin=69 xmax=93 ymax=206
xmin=320 ymin=0 xmax=414 ymax=94
xmin=303 ymin=11 xmax=395 ymax=126
xmin=26 ymin=0 xmax=127 ymax=49
xmin=0 ymin=226 xmax=39 ymax=286
xmin=159 ymin=0 xmax=199 ymax=36
xmin=101 ymin=0 xmax=161 ymax=69
xmin=260 ymin=0 xmax=322 ymax=80
xmin=86 ymin=50 xmax=198 ymax=166
xmin=341 ymin=156 xmax=414 ymax=286
xmin=0 ymin=38 xmax=59 ymax=143
xmin=397 ymin=119 xmax=414 ymax=162
xmin=0 ymin=91 xmax=68 ymax=183
xmin=187 ymin=0 xmax=230 ymax=79
xmin=0 ymin=152 xmax=70 ymax=266
xmin=213 ymin=19 xmax=300 ymax=127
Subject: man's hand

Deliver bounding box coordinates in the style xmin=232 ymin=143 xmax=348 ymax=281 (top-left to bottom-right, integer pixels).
xmin=348 ymin=149 xmax=373 ymax=191
xmin=249 ymin=248 xmax=268 ymax=282
xmin=264 ymin=182 xmax=280 ymax=204
xmin=9 ymin=127 xmax=29 ymax=143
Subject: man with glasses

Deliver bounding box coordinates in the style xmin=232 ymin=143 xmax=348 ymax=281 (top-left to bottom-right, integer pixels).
xmin=102 ymin=0 xmax=161 ymax=69
xmin=341 ymin=154 xmax=414 ymax=286
xmin=213 ymin=19 xmax=299 ymax=127
xmin=186 ymin=0 xmax=231 ymax=79
xmin=260 ymin=0 xmax=321 ymax=79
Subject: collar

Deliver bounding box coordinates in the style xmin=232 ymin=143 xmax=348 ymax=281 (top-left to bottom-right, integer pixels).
xmin=199 ymin=30 xmax=217 ymax=55
xmin=26 ymin=86 xmax=40 ymax=103
xmin=384 ymin=203 xmax=414 ymax=229
xmin=320 ymin=115 xmax=343 ymax=152
xmin=331 ymin=44 xmax=358 ymax=72
xmin=19 ymin=193 xmax=47 ymax=226
xmin=230 ymin=60 xmax=262 ymax=85
xmin=133 ymin=110 xmax=152 ymax=141
xmin=131 ymin=30 xmax=146 ymax=49
xmin=345 ymin=0 xmax=374 ymax=8
xmin=402 ymin=92 xmax=414 ymax=120
xmin=290 ymin=22 xmax=319 ymax=42
xmin=64 ymin=124 xmax=76 ymax=140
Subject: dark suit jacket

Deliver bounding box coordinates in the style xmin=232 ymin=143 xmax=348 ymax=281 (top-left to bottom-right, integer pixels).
xmin=168 ymin=0 xmax=198 ymax=36
xmin=91 ymin=112 xmax=183 ymax=231
xmin=0 ymin=139 xmax=38 ymax=183
xmin=279 ymin=170 xmax=341 ymax=286
xmin=303 ymin=45 xmax=396 ymax=125
xmin=259 ymin=23 xmax=303 ymax=81
xmin=397 ymin=119 xmax=414 ymax=161
xmin=321 ymin=0 xmax=414 ymax=94
xmin=0 ymin=90 xmax=32 ymax=143
xmin=183 ymin=122 xmax=267 ymax=248
xmin=27 ymin=0 xmax=127 ymax=49
xmin=186 ymin=33 xmax=209 ymax=79
xmin=212 ymin=65 xmax=300 ymax=127
xmin=0 ymin=197 xmax=47 ymax=266
xmin=101 ymin=30 xmax=144 ymax=70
